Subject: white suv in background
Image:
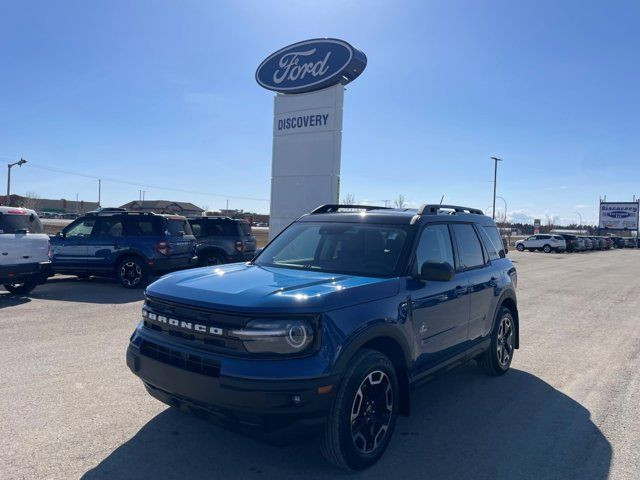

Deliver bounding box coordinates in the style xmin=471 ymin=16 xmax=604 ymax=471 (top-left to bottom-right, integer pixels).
xmin=0 ymin=207 xmax=51 ymax=294
xmin=516 ymin=234 xmax=566 ymax=253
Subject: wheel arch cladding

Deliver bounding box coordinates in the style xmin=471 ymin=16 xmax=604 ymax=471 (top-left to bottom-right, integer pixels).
xmin=499 ymin=296 xmax=519 ymax=349
xmin=335 ymin=328 xmax=412 ymax=417
xmin=116 ymin=252 xmax=147 ymax=270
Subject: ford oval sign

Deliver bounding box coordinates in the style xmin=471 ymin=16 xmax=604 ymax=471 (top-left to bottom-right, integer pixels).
xmin=256 ymin=38 xmax=367 ymax=94
xmin=607 ymin=210 xmax=631 ymax=219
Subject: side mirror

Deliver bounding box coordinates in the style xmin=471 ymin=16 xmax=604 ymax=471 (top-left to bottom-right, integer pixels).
xmin=56 ymin=231 xmax=65 ymax=238
xmin=420 ymin=261 xmax=455 ymax=282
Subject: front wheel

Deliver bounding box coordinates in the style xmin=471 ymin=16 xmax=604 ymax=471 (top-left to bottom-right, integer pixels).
xmin=543 ymin=244 xmax=552 ymax=253
xmin=516 ymin=244 xmax=525 ymax=251
xmin=478 ymin=307 xmax=515 ymax=376
xmin=3 ymin=279 xmax=38 ymax=295
xmin=117 ymin=257 xmax=148 ymax=289
xmin=321 ymin=349 xmax=398 ymax=471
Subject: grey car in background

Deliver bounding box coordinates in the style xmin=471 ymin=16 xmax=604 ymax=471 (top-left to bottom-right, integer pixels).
xmin=187 ymin=217 xmax=257 ymax=266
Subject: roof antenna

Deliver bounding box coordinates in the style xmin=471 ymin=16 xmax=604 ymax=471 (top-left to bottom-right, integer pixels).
xmin=439 ymin=195 xmax=445 ymax=205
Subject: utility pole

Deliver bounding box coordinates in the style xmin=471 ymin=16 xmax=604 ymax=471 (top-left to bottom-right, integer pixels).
xmin=226 ymin=199 xmax=229 ymax=210
xmin=6 ymin=158 xmax=27 ymax=206
xmin=490 ymin=156 xmax=502 ymax=220
xmin=142 ymin=191 xmax=146 ymax=202
xmin=98 ymin=179 xmax=101 ymax=207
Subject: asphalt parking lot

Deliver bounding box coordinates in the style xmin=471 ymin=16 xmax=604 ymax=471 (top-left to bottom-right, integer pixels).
xmin=1 ymin=249 xmax=639 ymax=480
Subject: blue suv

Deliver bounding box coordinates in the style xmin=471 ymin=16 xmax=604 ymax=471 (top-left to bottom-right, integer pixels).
xmin=126 ymin=204 xmax=519 ymax=469
xmin=51 ymin=210 xmax=197 ymax=288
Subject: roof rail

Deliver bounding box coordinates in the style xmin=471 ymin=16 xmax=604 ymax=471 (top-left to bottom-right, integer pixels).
xmin=416 ymin=204 xmax=485 ymax=216
xmin=409 ymin=203 xmax=485 ymax=224
xmin=310 ymin=204 xmax=393 ymax=214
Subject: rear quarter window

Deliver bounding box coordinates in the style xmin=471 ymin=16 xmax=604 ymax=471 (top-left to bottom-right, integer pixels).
xmin=239 ymin=221 xmax=252 ymax=236
xmin=482 ymin=225 xmax=505 ymax=258
xmin=165 ymin=218 xmax=193 ymax=236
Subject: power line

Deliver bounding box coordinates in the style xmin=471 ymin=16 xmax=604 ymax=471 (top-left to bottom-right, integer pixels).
xmin=24 ymin=163 xmax=269 ymax=202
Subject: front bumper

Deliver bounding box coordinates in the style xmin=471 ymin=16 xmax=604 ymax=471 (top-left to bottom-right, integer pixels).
xmin=0 ymin=261 xmax=51 ymax=284
xmin=126 ymin=329 xmax=336 ymax=443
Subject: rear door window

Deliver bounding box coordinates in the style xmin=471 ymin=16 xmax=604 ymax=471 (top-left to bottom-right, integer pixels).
xmin=93 ymin=217 xmax=124 ymax=237
xmin=0 ymin=212 xmax=44 ymax=234
xmin=452 ymin=224 xmax=486 ymax=269
xmin=207 ymin=220 xmax=238 ymax=236
xmin=125 ymin=217 xmax=161 ymax=236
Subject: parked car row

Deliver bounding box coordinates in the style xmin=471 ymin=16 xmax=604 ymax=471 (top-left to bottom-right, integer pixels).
xmin=1 ymin=208 xmax=258 ymax=293
xmin=515 ymin=233 xmax=639 ymax=253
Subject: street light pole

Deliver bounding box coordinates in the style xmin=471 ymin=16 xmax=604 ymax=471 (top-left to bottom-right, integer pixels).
xmin=6 ymin=158 xmax=27 ymax=206
xmin=490 ymin=156 xmax=502 ymax=220
xmin=574 ymin=211 xmax=583 ymax=226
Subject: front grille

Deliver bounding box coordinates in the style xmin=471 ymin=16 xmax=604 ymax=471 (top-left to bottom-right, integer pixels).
xmin=143 ymin=296 xmax=248 ymax=354
xmin=140 ymin=340 xmax=220 ymax=377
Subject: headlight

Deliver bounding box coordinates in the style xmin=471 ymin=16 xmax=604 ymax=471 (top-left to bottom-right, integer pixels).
xmin=230 ymin=319 xmax=314 ymax=355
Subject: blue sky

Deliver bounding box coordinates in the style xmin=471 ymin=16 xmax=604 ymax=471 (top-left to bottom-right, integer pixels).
xmin=1 ymin=0 xmax=639 ymax=224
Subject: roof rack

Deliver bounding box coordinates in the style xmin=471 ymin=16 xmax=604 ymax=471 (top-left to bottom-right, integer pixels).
xmin=86 ymin=209 xmax=155 ymax=217
xmin=416 ymin=204 xmax=484 ymax=216
xmin=409 ymin=204 xmax=485 ymax=224
xmin=310 ymin=204 xmax=392 ymax=214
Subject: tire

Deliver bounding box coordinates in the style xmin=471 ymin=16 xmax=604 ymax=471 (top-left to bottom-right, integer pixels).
xmin=516 ymin=244 xmax=525 ymax=251
xmin=478 ymin=306 xmax=515 ymax=376
xmin=543 ymin=244 xmax=552 ymax=253
xmin=116 ymin=257 xmax=147 ymax=289
xmin=199 ymin=251 xmax=226 ymax=267
xmin=3 ymin=279 xmax=38 ymax=295
xmin=321 ymin=349 xmax=399 ymax=471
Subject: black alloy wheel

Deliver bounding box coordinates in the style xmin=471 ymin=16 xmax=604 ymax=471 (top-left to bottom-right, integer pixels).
xmin=117 ymin=257 xmax=147 ymax=289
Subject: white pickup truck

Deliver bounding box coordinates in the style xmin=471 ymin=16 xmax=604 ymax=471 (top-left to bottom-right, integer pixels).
xmin=0 ymin=207 xmax=51 ymax=294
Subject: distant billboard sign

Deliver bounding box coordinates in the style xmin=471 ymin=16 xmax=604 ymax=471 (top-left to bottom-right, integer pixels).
xmin=533 ymin=218 xmax=541 ymax=234
xmin=599 ymin=202 xmax=639 ymax=230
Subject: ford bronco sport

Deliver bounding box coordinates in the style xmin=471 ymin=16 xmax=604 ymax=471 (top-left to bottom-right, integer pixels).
xmin=127 ymin=204 xmax=519 ymax=470
xmin=50 ymin=210 xmax=197 ymax=288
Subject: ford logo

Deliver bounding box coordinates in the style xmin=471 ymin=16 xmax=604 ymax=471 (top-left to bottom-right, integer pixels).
xmin=607 ymin=210 xmax=631 ymax=219
xmin=256 ymin=38 xmax=367 ymax=94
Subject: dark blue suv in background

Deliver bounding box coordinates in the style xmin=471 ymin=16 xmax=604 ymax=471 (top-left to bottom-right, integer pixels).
xmin=126 ymin=204 xmax=519 ymax=469
xmin=51 ymin=209 xmax=197 ymax=288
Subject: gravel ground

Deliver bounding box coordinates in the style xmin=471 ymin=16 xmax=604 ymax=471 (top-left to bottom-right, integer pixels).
xmin=1 ymin=249 xmax=639 ymax=480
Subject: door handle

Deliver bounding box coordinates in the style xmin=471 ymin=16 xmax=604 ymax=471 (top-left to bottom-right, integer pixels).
xmin=454 ymin=285 xmax=467 ymax=297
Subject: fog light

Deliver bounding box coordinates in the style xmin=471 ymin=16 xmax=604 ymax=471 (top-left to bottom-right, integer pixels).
xmin=291 ymin=394 xmax=301 ymax=405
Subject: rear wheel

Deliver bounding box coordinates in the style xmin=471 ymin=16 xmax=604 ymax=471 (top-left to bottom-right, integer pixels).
xmin=3 ymin=279 xmax=38 ymax=295
xmin=321 ymin=349 xmax=398 ymax=471
xmin=200 ymin=252 xmax=226 ymax=266
xmin=116 ymin=257 xmax=147 ymax=289
xmin=478 ymin=307 xmax=515 ymax=376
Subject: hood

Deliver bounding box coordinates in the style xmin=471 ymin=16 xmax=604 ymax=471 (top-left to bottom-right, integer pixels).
xmin=146 ymin=263 xmax=400 ymax=313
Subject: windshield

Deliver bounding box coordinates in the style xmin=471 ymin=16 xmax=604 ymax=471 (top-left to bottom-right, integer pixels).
xmin=0 ymin=212 xmax=44 ymax=234
xmin=254 ymin=222 xmax=408 ymax=277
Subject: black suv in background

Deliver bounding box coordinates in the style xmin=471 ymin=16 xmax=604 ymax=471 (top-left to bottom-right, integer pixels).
xmin=187 ymin=217 xmax=257 ymax=266
xmin=50 ymin=210 xmax=197 ymax=288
